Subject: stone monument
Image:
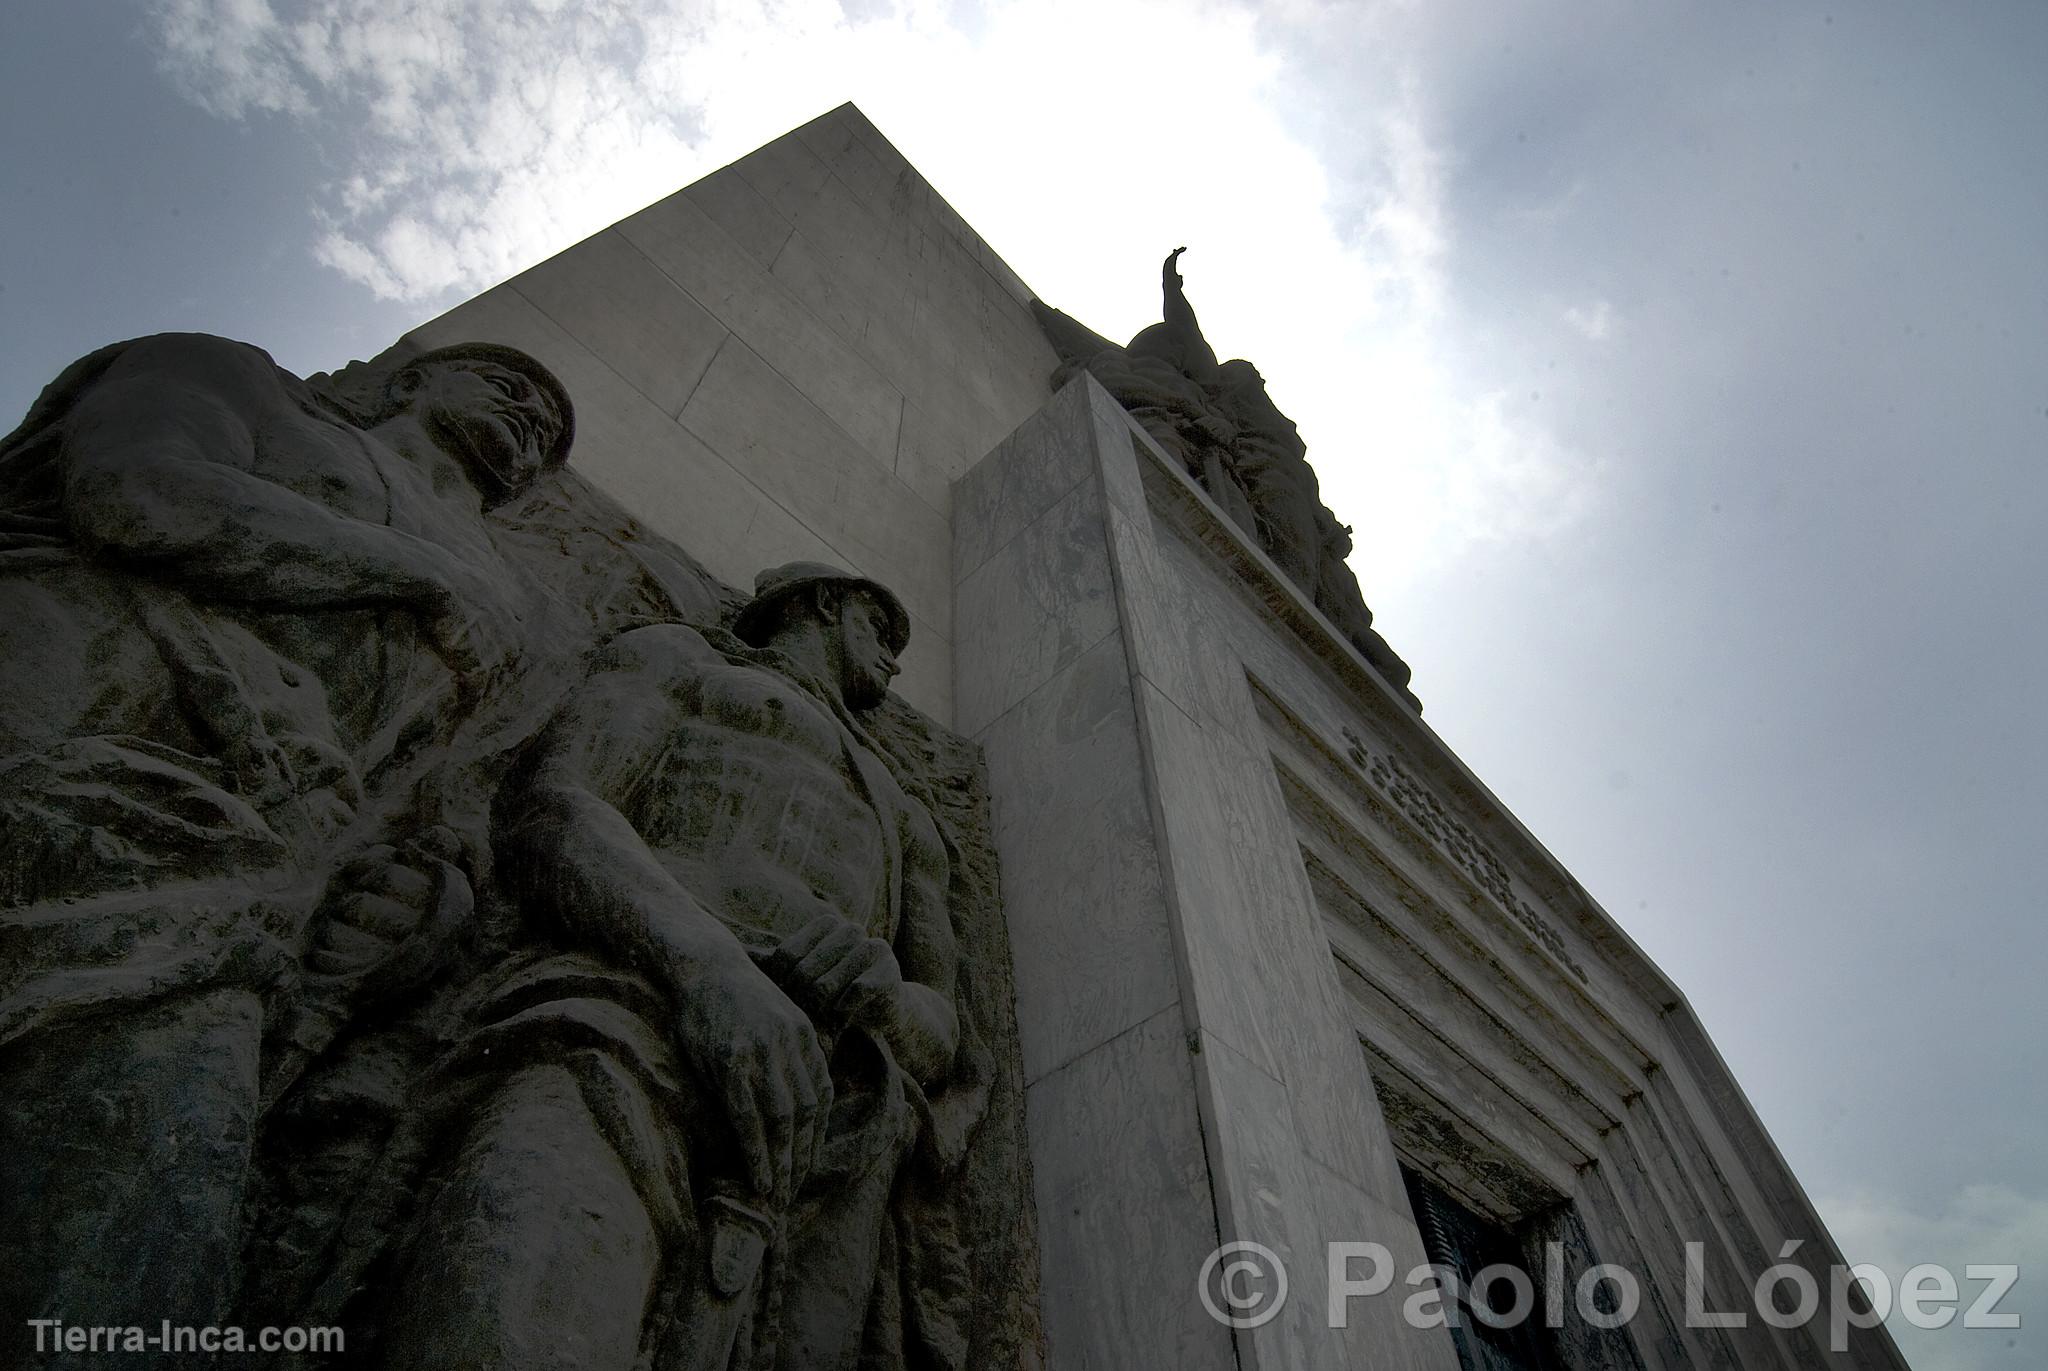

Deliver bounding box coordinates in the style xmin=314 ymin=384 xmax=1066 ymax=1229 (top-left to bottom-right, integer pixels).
xmin=1 ymin=103 xmax=1906 ymax=1371
xmin=0 ymin=329 xmax=1035 ymax=1370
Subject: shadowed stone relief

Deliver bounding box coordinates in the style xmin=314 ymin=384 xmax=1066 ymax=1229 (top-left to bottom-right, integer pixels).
xmin=1030 ymin=249 xmax=1419 ymax=710
xmin=0 ymin=334 xmax=1037 ymax=1369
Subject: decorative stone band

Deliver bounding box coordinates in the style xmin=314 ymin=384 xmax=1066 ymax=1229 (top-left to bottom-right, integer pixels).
xmin=1342 ymin=727 xmax=1589 ymax=983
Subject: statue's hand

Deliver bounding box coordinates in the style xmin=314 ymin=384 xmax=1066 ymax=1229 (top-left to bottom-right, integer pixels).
xmin=1165 ymin=245 xmax=1188 ymax=289
xmin=303 ymin=825 xmax=470 ymax=990
xmin=764 ymin=914 xmax=904 ymax=1033
xmin=675 ymin=961 xmax=833 ymax=1206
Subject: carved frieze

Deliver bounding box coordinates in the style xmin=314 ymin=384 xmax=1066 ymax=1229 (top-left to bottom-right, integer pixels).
xmin=1341 ymin=727 xmax=1588 ymax=983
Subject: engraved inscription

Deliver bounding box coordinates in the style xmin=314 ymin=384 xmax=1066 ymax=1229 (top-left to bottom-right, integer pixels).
xmin=1343 ymin=727 xmax=1588 ymax=983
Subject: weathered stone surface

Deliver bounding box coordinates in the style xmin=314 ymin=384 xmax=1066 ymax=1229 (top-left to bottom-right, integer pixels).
xmin=0 ymin=333 xmax=1036 ymax=1370
xmin=957 ymin=373 xmax=1445 ymax=1370
xmin=973 ymin=633 xmax=1179 ymax=1083
xmin=1023 ymin=1008 xmax=1231 ymax=1371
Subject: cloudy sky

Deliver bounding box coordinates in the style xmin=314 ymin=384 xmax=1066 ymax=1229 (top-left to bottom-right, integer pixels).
xmin=3 ymin=2 xmax=2041 ymax=1363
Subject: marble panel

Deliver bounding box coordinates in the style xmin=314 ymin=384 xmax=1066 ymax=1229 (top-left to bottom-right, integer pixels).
xmin=679 ymin=338 xmax=945 ymax=626
xmin=796 ymin=106 xmax=904 ymax=219
xmin=1107 ymin=503 xmax=1258 ymax=737
xmin=839 ymin=104 xmax=911 ymax=178
xmin=917 ymin=224 xmax=992 ymax=326
xmin=967 ymin=223 xmax=1038 ymax=307
xmin=1193 ymin=1029 xmax=1341 ymax=1371
xmin=952 ymin=379 xmax=1103 ymax=584
xmin=682 ymin=164 xmax=793 ymax=268
xmin=770 ymin=214 xmax=913 ymax=344
xmin=894 ymin=390 xmax=1003 ymax=521
xmin=1025 ymin=1009 xmax=1235 ymax=1371
xmin=953 ymin=474 xmax=1119 ymax=739
xmin=978 ymin=285 xmax=1065 ymax=420
xmin=1316 ymin=1173 xmax=1466 ymax=1371
xmin=792 ymin=104 xmax=859 ymax=169
xmin=784 ymin=135 xmax=901 ymax=266
xmin=905 ymin=287 xmax=1007 ymax=418
xmin=402 ymin=290 xmax=844 ymax=608
xmin=1283 ymin=986 xmax=1419 ymax=1212
xmin=772 ymin=226 xmax=927 ymax=407
xmin=974 ymin=633 xmax=1180 ymax=1082
xmin=508 ymin=228 xmax=729 ymax=418
xmin=1207 ymin=795 xmax=1413 ymax=1203
xmin=616 ymin=190 xmax=905 ymax=469
xmin=726 ymin=126 xmax=832 ymax=224
xmin=1079 ymin=380 xmax=1152 ymax=516
xmin=1135 ymin=687 xmax=1419 ymax=1216
xmin=1130 ymin=680 xmax=1300 ymax=1082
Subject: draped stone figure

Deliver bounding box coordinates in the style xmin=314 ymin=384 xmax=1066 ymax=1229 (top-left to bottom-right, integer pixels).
xmin=0 ymin=332 xmax=574 ymax=1346
xmin=1030 ymin=249 xmax=1420 ymax=709
xmin=0 ymin=334 xmax=1036 ymax=1370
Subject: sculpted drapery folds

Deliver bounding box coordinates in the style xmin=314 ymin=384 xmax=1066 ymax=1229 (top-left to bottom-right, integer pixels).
xmin=1030 ymin=248 xmax=1421 ymax=709
xmin=0 ymin=332 xmax=575 ymax=1344
xmin=0 ymin=333 xmax=1034 ymax=1369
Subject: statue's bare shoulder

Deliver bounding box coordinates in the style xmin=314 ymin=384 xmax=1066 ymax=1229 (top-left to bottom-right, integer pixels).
xmin=589 ymin=620 xmax=727 ymax=682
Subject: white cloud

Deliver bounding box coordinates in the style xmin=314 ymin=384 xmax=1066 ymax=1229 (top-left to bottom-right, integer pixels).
xmin=150 ymin=0 xmax=315 ymax=117
xmin=150 ymin=0 xmax=704 ymax=298
xmin=1820 ymin=1185 xmax=2043 ymax=1371
xmin=146 ymin=0 xmax=1597 ymax=605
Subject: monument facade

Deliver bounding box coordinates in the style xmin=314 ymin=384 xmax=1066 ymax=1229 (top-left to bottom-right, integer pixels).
xmin=0 ymin=103 xmax=1905 ymax=1370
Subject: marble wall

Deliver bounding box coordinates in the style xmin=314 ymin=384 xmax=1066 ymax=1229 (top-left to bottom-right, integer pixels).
xmin=956 ymin=371 xmax=1910 ymax=1370
xmin=954 ymin=376 xmax=1458 ymax=1370
xmin=398 ymin=104 xmax=1056 ymax=724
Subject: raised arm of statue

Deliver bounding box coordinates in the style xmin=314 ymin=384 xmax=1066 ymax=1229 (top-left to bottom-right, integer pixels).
xmin=56 ymin=334 xmax=479 ymax=616
xmin=1136 ymin=247 xmax=1220 ymax=382
xmin=1160 ymin=246 xmax=1200 ymax=345
xmin=886 ymin=819 xmax=961 ymax=1083
xmin=1161 ymin=245 xmax=1190 ymax=308
xmin=503 ymin=622 xmax=834 ymax=1203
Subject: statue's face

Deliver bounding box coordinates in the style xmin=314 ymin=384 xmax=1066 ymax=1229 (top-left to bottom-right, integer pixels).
xmin=403 ymin=360 xmax=564 ymax=502
xmin=834 ymin=590 xmax=901 ymax=710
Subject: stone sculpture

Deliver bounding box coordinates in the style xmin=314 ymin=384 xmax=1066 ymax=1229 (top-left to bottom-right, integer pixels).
xmin=0 ymin=334 xmax=1035 ymax=1369
xmin=370 ymin=564 xmax=987 ymax=1370
xmin=0 ymin=332 xmax=573 ymax=1339
xmin=1031 ymin=249 xmax=1419 ymax=709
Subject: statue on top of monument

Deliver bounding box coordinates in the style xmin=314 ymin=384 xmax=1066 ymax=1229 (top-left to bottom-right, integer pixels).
xmin=1030 ymin=248 xmax=1419 ymax=709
